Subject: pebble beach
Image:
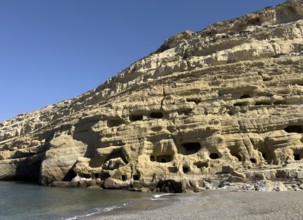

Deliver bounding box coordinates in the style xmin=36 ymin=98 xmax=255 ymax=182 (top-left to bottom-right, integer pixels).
xmin=90 ymin=190 xmax=303 ymax=220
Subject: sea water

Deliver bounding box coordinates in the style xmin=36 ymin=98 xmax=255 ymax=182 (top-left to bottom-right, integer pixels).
xmin=0 ymin=182 xmax=153 ymax=220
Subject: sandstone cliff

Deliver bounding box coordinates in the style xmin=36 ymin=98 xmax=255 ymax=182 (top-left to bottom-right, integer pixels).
xmin=1 ymin=0 xmax=303 ymax=192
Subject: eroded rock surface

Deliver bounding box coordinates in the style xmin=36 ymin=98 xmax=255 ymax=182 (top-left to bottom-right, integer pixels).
xmin=1 ymin=0 xmax=303 ymax=192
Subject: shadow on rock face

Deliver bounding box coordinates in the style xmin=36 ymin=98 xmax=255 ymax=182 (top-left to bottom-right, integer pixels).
xmin=157 ymin=179 xmax=183 ymax=193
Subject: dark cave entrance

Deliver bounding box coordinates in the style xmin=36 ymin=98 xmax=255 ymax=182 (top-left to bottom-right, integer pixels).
xmin=150 ymin=112 xmax=164 ymax=119
xmin=150 ymin=155 xmax=173 ymax=163
xmin=209 ymin=153 xmax=219 ymax=159
xmin=181 ymin=142 xmax=201 ymax=155
xmin=284 ymin=125 xmax=303 ymax=133
xmin=240 ymin=94 xmax=251 ymax=99
xmin=129 ymin=114 xmax=143 ymax=122
xmin=182 ymin=166 xmax=190 ymax=173
xmin=250 ymin=158 xmax=257 ymax=163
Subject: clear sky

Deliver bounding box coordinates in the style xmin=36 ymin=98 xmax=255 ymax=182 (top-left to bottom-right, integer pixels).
xmin=0 ymin=0 xmax=286 ymax=122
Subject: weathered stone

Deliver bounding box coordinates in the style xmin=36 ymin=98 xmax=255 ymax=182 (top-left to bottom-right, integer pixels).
xmin=0 ymin=160 xmax=17 ymax=180
xmin=222 ymin=165 xmax=234 ymax=174
xmin=1 ymin=1 xmax=303 ymax=192
xmin=40 ymin=134 xmax=87 ymax=185
xmin=297 ymin=171 xmax=303 ymax=182
xmin=254 ymin=180 xmax=288 ymax=192
xmin=253 ymin=173 xmax=267 ymax=181
xmin=231 ymin=171 xmax=246 ymax=180
xmin=103 ymin=158 xmax=126 ymax=171
xmin=276 ymin=169 xmax=290 ymax=179
xmin=273 ymin=181 xmax=288 ymax=192
xmin=228 ymin=176 xmax=245 ymax=183
xmin=203 ymin=179 xmax=221 ymax=190
xmin=103 ymin=177 xmax=129 ymax=189
xmin=51 ymin=181 xmax=71 ymax=188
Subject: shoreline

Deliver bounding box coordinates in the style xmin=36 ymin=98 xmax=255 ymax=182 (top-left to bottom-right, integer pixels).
xmin=87 ymin=190 xmax=303 ymax=220
xmin=86 ymin=192 xmax=181 ymax=220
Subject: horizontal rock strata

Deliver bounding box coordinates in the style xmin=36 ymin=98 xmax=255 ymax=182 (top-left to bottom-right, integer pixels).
xmin=1 ymin=0 xmax=303 ymax=192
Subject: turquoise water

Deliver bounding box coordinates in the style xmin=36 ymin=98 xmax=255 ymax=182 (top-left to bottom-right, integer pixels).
xmin=0 ymin=182 xmax=152 ymax=220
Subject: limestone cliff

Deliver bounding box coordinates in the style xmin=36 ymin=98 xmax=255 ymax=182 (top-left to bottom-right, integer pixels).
xmin=1 ymin=0 xmax=303 ymax=192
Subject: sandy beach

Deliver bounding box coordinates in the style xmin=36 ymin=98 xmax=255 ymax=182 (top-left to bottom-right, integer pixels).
xmin=89 ymin=190 xmax=303 ymax=220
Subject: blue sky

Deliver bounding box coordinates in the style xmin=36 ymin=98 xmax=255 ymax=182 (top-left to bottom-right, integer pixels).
xmin=0 ymin=0 xmax=285 ymax=122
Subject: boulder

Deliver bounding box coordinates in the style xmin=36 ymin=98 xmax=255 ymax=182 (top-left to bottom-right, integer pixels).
xmin=40 ymin=134 xmax=87 ymax=185
xmin=254 ymin=180 xmax=287 ymax=192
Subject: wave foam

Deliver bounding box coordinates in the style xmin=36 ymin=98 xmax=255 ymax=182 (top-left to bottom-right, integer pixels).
xmin=65 ymin=204 xmax=124 ymax=220
xmin=152 ymin=193 xmax=174 ymax=199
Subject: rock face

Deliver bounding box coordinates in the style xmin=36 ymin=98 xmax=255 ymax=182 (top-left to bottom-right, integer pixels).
xmin=1 ymin=0 xmax=303 ymax=192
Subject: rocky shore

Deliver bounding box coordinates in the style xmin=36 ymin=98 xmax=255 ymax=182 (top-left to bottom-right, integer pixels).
xmin=1 ymin=0 xmax=303 ymax=193
xmin=50 ymin=161 xmax=303 ymax=193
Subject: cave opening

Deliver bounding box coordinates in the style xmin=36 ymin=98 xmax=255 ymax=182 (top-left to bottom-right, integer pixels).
xmin=150 ymin=155 xmax=172 ymax=163
xmin=284 ymin=125 xmax=303 ymax=133
xmin=181 ymin=142 xmax=201 ymax=155
xmin=234 ymin=154 xmax=242 ymax=161
xmin=150 ymin=112 xmax=164 ymax=119
xmin=294 ymin=153 xmax=301 ymax=161
xmin=233 ymin=102 xmax=247 ymax=107
xmin=255 ymin=101 xmax=271 ymax=106
xmin=209 ymin=153 xmax=219 ymax=159
xmin=100 ymin=172 xmax=110 ymax=181
xmin=15 ymin=159 xmax=44 ymax=183
xmin=105 ymin=149 xmax=128 ymax=165
xmin=80 ymin=173 xmax=91 ymax=179
xmin=133 ymin=175 xmax=140 ymax=181
xmin=182 ymin=166 xmax=190 ymax=173
xmin=122 ymin=175 xmax=127 ymax=181
xmin=194 ymin=161 xmax=209 ymax=168
xmin=150 ymin=155 xmax=155 ymax=162
xmin=107 ymin=119 xmax=123 ymax=127
xmin=228 ymin=147 xmax=242 ymax=162
xmin=168 ymin=167 xmax=178 ymax=173
xmin=257 ymin=147 xmax=273 ymax=163
xmin=250 ymin=158 xmax=257 ymax=163
xmin=157 ymin=155 xmax=172 ymax=163
xmin=129 ymin=114 xmax=143 ymax=122
xmin=240 ymin=94 xmax=251 ymax=99
xmin=186 ymin=98 xmax=201 ymax=104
